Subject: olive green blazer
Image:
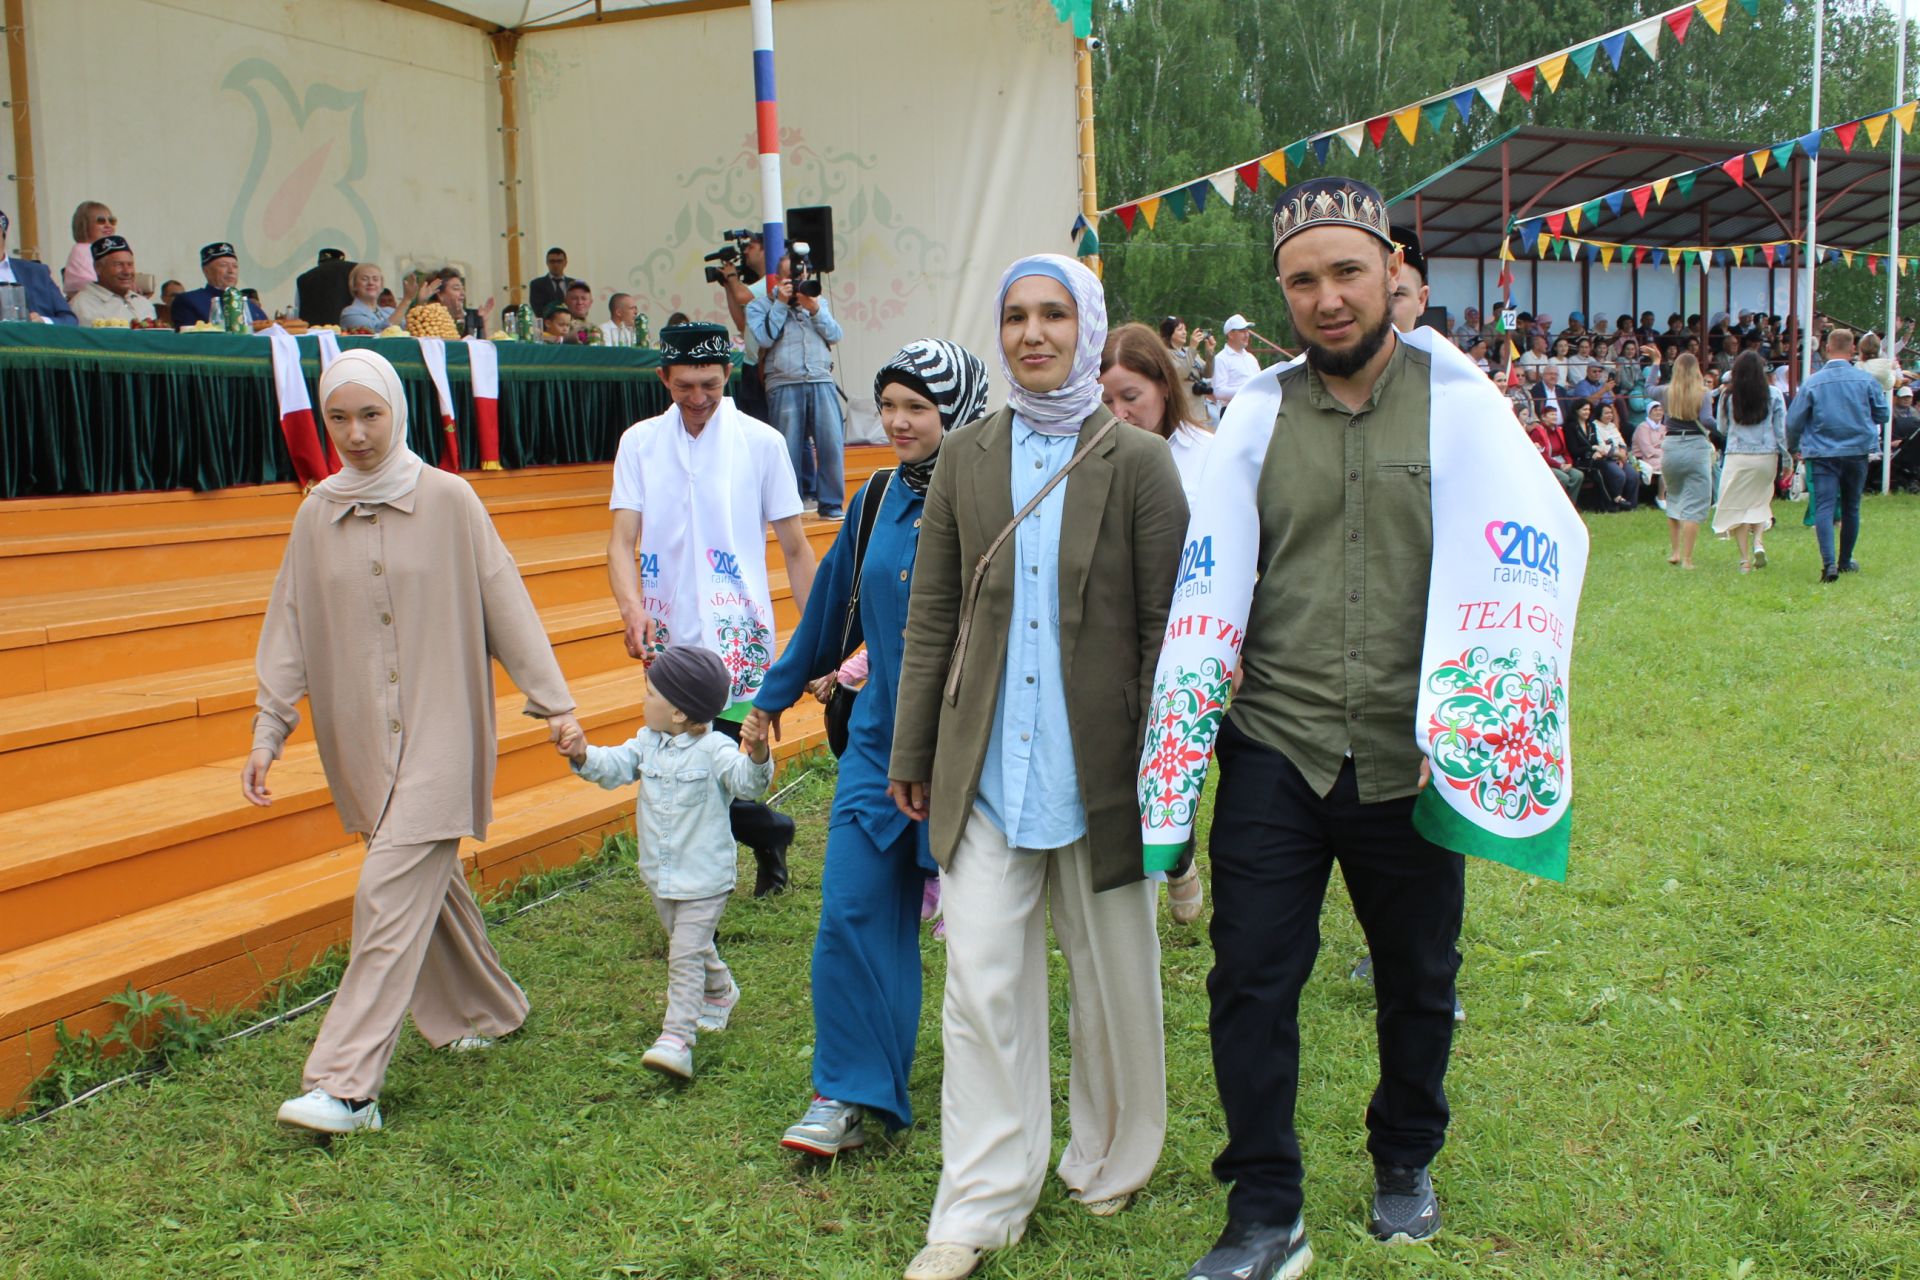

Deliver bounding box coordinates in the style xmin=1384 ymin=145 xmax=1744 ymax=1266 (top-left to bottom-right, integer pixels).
xmin=888 ymin=406 xmax=1189 ymax=892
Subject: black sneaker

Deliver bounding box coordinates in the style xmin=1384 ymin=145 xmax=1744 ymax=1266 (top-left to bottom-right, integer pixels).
xmin=752 ymin=815 xmax=795 ymax=898
xmin=1839 ymin=559 xmax=1861 ymax=573
xmin=1820 ymin=565 xmax=1840 ymax=583
xmin=1187 ymin=1216 xmax=1312 ymax=1280
xmin=1369 ymin=1164 xmax=1441 ymax=1244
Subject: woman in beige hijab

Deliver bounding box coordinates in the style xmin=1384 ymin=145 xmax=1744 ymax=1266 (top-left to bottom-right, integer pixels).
xmin=243 ymin=349 xmax=580 ymax=1134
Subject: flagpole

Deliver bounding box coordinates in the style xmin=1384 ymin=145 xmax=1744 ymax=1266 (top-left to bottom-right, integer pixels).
xmin=750 ymin=0 xmax=785 ymax=277
xmin=1884 ymin=0 xmax=1906 ymax=494
xmin=1801 ymin=0 xmax=1824 ymax=387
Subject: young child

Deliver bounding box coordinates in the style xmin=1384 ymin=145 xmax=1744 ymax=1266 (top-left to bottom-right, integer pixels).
xmin=556 ymin=644 xmax=773 ymax=1080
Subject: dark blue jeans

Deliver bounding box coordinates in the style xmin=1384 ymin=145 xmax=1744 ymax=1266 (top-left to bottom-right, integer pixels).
xmin=1809 ymin=455 xmax=1868 ymax=569
xmin=768 ymin=382 xmax=846 ymax=516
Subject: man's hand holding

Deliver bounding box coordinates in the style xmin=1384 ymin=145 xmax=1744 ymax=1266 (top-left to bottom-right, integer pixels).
xmin=549 ymin=713 xmax=586 ymax=765
xmin=621 ymin=607 xmax=655 ymax=665
xmin=742 ymin=706 xmax=782 ymax=748
xmin=888 ymin=779 xmax=930 ymax=822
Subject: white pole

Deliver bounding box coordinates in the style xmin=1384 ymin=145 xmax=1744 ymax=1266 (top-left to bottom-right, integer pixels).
xmin=1884 ymin=0 xmax=1906 ymax=494
xmin=1803 ymin=0 xmax=1824 ymax=388
xmin=750 ymin=0 xmax=785 ymax=274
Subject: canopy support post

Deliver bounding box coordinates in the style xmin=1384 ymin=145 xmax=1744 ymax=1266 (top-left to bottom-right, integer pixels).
xmin=1884 ymin=0 xmax=1906 ymax=492
xmin=490 ymin=30 xmax=524 ymax=308
xmin=4 ymin=0 xmax=39 ymax=259
xmin=751 ymin=0 xmax=785 ymax=278
xmin=1075 ymin=37 xmax=1100 ymax=278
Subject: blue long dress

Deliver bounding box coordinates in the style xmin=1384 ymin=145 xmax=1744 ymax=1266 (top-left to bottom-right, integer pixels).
xmin=754 ymin=469 xmax=935 ymax=1129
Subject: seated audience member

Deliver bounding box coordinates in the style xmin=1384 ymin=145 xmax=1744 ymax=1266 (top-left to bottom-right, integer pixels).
xmin=1591 ymin=402 xmax=1642 ymax=510
xmin=0 ymin=208 xmax=78 ymax=323
xmin=1465 ymin=336 xmax=1491 ymax=373
xmin=172 ymin=243 xmax=266 ymax=328
xmin=71 ymin=236 xmax=156 ymax=324
xmin=63 ymin=200 xmax=116 ymax=298
xmin=1530 ymin=405 xmax=1582 ymax=502
xmin=1634 ymin=402 xmax=1668 ymax=508
xmin=1889 ymin=386 xmax=1920 ymax=492
xmin=1549 ymin=335 xmax=1577 ymax=384
xmin=1454 ymin=307 xmax=1482 ymax=347
xmin=341 ymin=262 xmax=408 ymax=330
xmin=378 ymin=287 xmax=397 ymax=310
xmin=541 ymin=301 xmax=576 ymax=343
xmin=156 ymin=279 xmax=184 ymax=327
xmin=295 ymin=248 xmax=356 ymax=327
xmin=601 ymin=292 xmax=640 ymax=346
xmin=411 ymin=267 xmax=493 ymax=337
xmin=1518 ymin=333 xmax=1552 ymax=372
xmin=1569 ymin=360 xmax=1612 ymax=411
xmin=665 ymin=310 xmax=691 ymax=329
xmin=1537 ymin=365 xmax=1567 ymax=417
xmin=565 ymin=280 xmax=594 ymax=327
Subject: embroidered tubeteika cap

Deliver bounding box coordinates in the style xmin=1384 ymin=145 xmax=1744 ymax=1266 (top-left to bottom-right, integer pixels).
xmin=1273 ymin=177 xmax=1394 ymax=259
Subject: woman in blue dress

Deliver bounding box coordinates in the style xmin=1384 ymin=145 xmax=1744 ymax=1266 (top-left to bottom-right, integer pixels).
xmin=743 ymin=338 xmax=990 ymax=1157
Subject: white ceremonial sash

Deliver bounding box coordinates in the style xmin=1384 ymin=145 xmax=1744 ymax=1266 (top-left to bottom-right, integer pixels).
xmin=638 ymin=399 xmax=779 ymax=713
xmin=1137 ymin=326 xmax=1588 ymax=880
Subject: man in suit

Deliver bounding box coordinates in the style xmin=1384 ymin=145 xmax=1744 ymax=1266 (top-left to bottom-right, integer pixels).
xmin=294 ymin=248 xmax=356 ymax=326
xmin=888 ymin=256 xmax=1187 ymax=1280
xmin=528 ymin=246 xmax=579 ymax=317
xmin=171 ymin=243 xmax=266 ymax=329
xmin=0 ymin=209 xmax=77 ymax=324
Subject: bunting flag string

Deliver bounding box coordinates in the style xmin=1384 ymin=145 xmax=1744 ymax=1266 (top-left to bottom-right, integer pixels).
xmin=1512 ymin=94 xmax=1920 ymax=246
xmin=1504 ymin=233 xmax=1907 ymax=278
xmin=1086 ymin=0 xmax=1768 ymax=241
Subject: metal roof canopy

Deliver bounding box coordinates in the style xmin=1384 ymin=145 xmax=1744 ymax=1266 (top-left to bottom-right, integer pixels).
xmin=380 ymin=0 xmax=752 ymax=33
xmin=1390 ymin=125 xmax=1920 ymax=261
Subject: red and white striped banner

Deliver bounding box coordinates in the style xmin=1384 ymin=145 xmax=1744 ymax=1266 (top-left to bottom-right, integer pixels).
xmin=416 ymin=336 xmax=461 ymax=472
xmin=265 ymin=326 xmax=338 ymax=487
xmin=464 ymin=336 xmax=502 ymax=471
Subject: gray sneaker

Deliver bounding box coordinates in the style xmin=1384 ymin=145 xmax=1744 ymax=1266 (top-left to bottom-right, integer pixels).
xmin=780 ymin=1096 xmax=867 ymax=1158
xmin=1369 ymin=1163 xmax=1441 ymax=1243
xmin=1187 ymin=1215 xmax=1312 ymax=1279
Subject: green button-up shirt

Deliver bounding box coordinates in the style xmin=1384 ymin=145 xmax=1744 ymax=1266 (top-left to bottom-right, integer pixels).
xmin=1231 ymin=338 xmax=1433 ymax=802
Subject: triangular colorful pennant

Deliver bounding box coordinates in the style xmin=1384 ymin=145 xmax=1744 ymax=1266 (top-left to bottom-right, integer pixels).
xmin=1696 ymin=0 xmax=1728 ymax=34
xmin=1366 ymin=116 xmax=1393 ymax=149
xmin=1538 ymin=54 xmax=1568 ymax=93
xmin=1509 ymin=66 xmax=1538 ymax=102
xmin=1601 ymin=245 xmax=1616 ymax=268
xmin=1751 ymin=149 xmax=1770 ymax=177
xmin=1537 ymin=235 xmax=1554 ymax=259
xmin=1165 ymin=189 xmax=1188 ymax=220
xmin=1722 ymin=155 xmax=1746 ymax=186
xmin=1238 ymin=161 xmax=1262 ymax=191
xmin=1895 ymin=101 xmax=1918 ymax=133
xmin=1605 ymin=191 xmax=1625 ymax=217
xmin=1546 ymin=212 xmax=1566 ymax=238
xmin=1478 ymin=75 xmax=1507 ymax=114
xmin=1868 ymin=255 xmax=1880 ymax=275
xmin=1735 ymin=0 xmax=1758 ymax=16
xmin=1394 ymin=107 xmax=1421 ymax=145
xmin=1566 ymin=205 xmax=1583 ymax=233
xmin=1834 ymin=120 xmax=1861 ymax=152
xmin=1285 ymin=140 xmax=1310 ymax=169
xmin=1799 ymin=130 xmax=1822 ymax=156
xmin=1664 ymin=7 xmax=1692 ymax=43
xmin=1451 ymin=88 xmax=1477 ymax=122
xmin=1843 ymin=250 xmax=1855 ymax=267
xmin=1261 ymin=151 xmax=1288 ymax=185
xmin=1682 ymin=249 xmax=1697 ymax=271
xmin=1653 ymin=176 xmax=1672 ymax=203
xmin=1499 ymin=238 xmax=1515 ymax=261
xmin=1115 ymin=204 xmax=1138 ymax=232
xmin=1583 ymin=200 xmax=1604 ymax=227
xmin=1668 ymin=247 xmax=1682 ymax=269
xmin=1337 ymin=123 xmax=1367 ymax=157
xmin=1676 ymin=171 xmax=1697 ymax=197
xmin=1629 ymin=17 xmax=1663 ymax=61
xmin=1700 ymin=249 xmax=1714 ymax=269
xmin=1070 ymin=214 xmax=1086 ymax=239
xmin=1635 ymin=246 xmax=1651 ymax=266
xmin=1865 ymin=114 xmax=1889 ymax=147
xmin=1771 ymin=141 xmax=1797 ymax=169
xmin=1774 ymin=243 xmax=1791 ymax=265
xmin=1631 ymin=185 xmax=1654 ymax=216
xmin=1422 ymin=100 xmax=1452 ymax=132
xmin=1569 ymin=43 xmax=1600 ymax=77
xmin=1826 ymin=247 xmax=1841 ymax=263
xmin=1185 ymin=181 xmax=1208 ymax=214
xmin=1139 ymin=196 xmax=1161 ymax=229
xmin=1601 ymin=32 xmax=1628 ymax=69
xmin=1209 ymin=171 xmax=1238 ymax=205
xmin=1732 ymin=245 xmax=1745 ymax=265
xmin=1077 ymin=228 xmax=1099 ymax=257
xmin=1519 ymin=219 xmax=1543 ymax=253
xmin=1311 ymin=136 xmax=1331 ymax=165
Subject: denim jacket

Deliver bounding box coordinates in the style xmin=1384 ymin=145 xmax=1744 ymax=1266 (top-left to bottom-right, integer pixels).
xmin=747 ymin=292 xmax=843 ymax=389
xmin=1787 ymin=359 xmax=1889 ymax=457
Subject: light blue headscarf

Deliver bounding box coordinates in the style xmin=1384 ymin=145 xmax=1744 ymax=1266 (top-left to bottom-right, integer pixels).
xmin=995 ymin=254 xmax=1107 ymax=435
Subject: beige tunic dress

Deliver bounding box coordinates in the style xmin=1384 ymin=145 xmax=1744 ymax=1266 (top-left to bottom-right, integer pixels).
xmin=252 ymin=465 xmax=574 ymax=843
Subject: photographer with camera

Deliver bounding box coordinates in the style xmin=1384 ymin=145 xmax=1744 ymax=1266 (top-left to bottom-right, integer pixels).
xmin=707 ymin=230 xmax=771 ymax=421
xmin=748 ymin=245 xmax=847 ymax=520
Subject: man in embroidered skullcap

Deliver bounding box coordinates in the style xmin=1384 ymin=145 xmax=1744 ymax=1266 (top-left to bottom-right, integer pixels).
xmin=1142 ymin=177 xmax=1589 ymax=1279
xmin=171 ymin=242 xmax=266 ymax=329
xmin=70 ymin=234 xmax=156 ymax=325
xmin=605 ymin=322 xmax=817 ymax=897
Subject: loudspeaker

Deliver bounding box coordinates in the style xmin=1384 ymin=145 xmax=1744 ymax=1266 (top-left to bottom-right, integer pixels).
xmin=785 ymin=205 xmax=836 ymax=275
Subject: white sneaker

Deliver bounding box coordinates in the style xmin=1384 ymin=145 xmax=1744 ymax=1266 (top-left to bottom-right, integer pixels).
xmin=695 ymin=980 xmax=741 ymax=1033
xmin=904 ymin=1242 xmax=982 ymax=1280
xmin=642 ymin=1035 xmax=694 ymax=1080
xmin=781 ymin=1096 xmax=867 ymax=1157
xmin=447 ymin=1036 xmax=495 ymax=1052
xmin=276 ymin=1088 xmax=382 ymax=1134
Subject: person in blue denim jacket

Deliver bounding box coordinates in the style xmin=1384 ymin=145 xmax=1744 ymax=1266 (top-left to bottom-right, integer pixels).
xmin=1786 ymin=327 xmax=1889 ymax=581
xmin=559 ymin=644 xmax=773 ymax=1081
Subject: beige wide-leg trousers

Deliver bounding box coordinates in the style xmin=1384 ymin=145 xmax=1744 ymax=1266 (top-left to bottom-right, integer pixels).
xmin=303 ymin=834 xmax=529 ymax=1100
xmin=926 ymin=806 xmax=1167 ymax=1251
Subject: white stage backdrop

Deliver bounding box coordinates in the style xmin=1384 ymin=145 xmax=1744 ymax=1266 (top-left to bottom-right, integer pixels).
xmin=516 ymin=0 xmax=1080 ymax=438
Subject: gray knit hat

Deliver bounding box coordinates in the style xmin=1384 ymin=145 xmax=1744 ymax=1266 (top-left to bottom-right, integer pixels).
xmin=648 ymin=644 xmax=732 ymax=724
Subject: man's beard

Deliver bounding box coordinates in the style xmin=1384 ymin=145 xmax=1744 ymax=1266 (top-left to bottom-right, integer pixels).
xmin=1304 ymin=310 xmax=1395 ymax=380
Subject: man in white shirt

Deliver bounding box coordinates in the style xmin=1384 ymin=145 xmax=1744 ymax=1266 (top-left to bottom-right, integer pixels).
xmin=606 ymin=322 xmax=818 ymax=897
xmin=1210 ymin=313 xmax=1263 ymax=414
xmin=600 ymin=293 xmax=640 ymax=347
xmin=70 ymin=235 xmax=156 ymax=325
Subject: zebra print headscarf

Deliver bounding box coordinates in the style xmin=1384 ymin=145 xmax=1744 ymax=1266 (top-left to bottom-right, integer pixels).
xmin=874 ymin=338 xmax=990 ymax=495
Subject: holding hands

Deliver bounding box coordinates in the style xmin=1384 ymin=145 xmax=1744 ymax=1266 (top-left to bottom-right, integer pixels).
xmin=550 ymin=712 xmax=586 ymax=765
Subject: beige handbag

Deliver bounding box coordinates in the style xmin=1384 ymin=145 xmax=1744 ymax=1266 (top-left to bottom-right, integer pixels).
xmin=944 ymin=418 xmax=1118 ymax=703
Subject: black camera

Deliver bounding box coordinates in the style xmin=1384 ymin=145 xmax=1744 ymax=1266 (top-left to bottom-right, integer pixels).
xmin=702 ymin=228 xmax=758 ymax=285
xmin=787 ymin=240 xmax=823 ymax=298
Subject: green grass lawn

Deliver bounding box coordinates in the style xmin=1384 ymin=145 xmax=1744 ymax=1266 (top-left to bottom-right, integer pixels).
xmin=3 ymin=496 xmax=1917 ymax=1280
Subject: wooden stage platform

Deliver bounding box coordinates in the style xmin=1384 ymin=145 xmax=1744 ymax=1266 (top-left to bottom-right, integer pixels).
xmin=0 ymin=446 xmax=893 ymax=1111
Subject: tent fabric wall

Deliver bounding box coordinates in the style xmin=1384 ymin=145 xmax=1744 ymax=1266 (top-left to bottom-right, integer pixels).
xmin=20 ymin=0 xmax=502 ymax=306
xmin=515 ymin=0 xmax=1080 ymax=437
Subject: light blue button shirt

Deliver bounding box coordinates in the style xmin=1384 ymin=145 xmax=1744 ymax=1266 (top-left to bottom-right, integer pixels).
xmin=975 ymin=416 xmax=1087 ymax=850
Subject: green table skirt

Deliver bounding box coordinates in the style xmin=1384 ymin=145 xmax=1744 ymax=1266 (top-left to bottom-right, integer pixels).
xmin=0 ymin=324 xmax=720 ymax=496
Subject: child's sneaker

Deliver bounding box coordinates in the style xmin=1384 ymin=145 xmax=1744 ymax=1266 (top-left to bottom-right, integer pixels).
xmin=780 ymin=1096 xmax=867 ymax=1157
xmin=642 ymin=1034 xmax=693 ymax=1080
xmin=921 ymin=876 xmax=942 ymax=922
xmin=696 ymin=980 xmax=741 ymax=1033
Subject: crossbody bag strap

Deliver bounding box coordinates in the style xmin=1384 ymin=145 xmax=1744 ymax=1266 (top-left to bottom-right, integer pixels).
xmin=944 ymin=419 xmax=1116 ymax=704
xmin=836 ymin=469 xmax=893 ymax=663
